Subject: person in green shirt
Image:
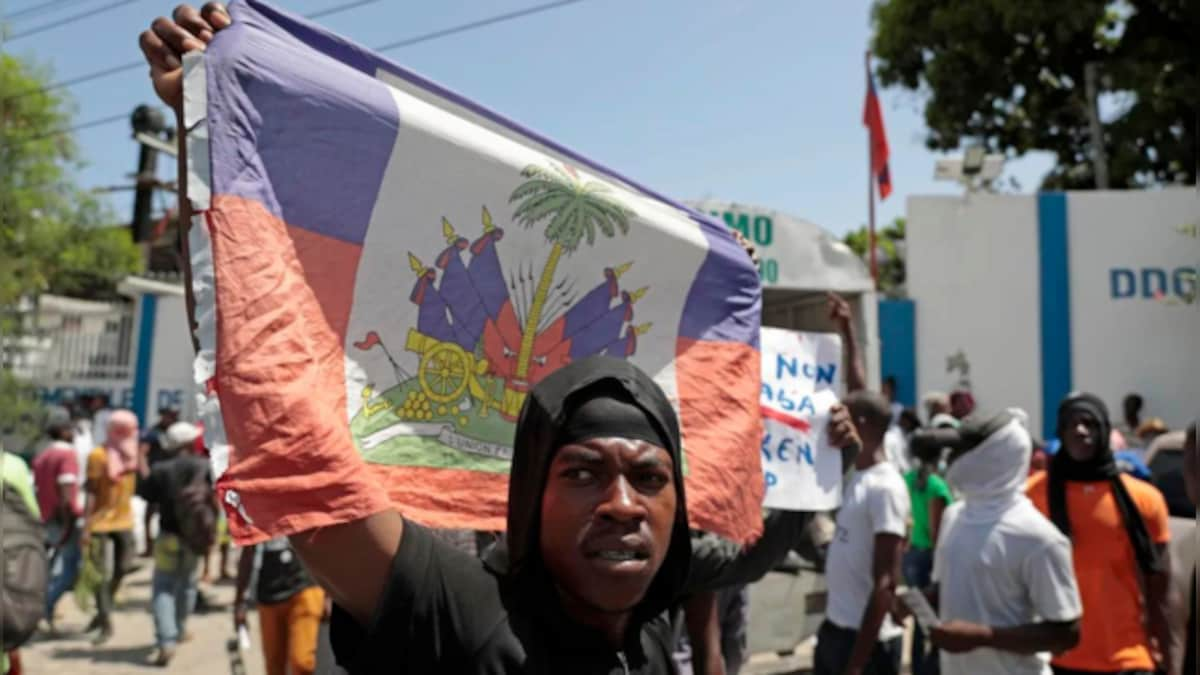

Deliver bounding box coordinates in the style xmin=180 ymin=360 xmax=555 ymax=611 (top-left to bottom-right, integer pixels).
xmin=902 ymin=416 xmax=955 ymax=675
xmin=2 ymin=448 xmax=41 ymax=675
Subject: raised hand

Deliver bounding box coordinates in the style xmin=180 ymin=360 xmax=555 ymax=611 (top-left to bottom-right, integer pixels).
xmin=138 ymin=3 xmax=232 ymax=111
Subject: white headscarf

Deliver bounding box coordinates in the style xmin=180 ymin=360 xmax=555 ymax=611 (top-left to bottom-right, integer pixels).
xmin=944 ymin=418 xmax=1031 ymax=524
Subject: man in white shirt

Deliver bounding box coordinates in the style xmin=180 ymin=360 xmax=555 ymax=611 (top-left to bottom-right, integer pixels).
xmin=815 ymin=391 xmax=910 ymax=675
xmin=909 ymin=410 xmax=1082 ymax=675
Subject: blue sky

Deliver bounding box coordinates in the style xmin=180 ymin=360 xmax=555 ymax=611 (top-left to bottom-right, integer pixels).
xmin=4 ymin=0 xmax=1055 ymax=237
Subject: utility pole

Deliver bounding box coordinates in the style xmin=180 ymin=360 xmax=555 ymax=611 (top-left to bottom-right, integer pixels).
xmin=130 ymin=105 xmax=168 ymax=243
xmin=1084 ymin=62 xmax=1109 ymax=189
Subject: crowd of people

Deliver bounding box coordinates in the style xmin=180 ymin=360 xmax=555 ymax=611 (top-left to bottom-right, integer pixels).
xmin=0 ymin=396 xmax=331 ymax=674
xmin=0 ymin=4 xmax=1195 ymax=675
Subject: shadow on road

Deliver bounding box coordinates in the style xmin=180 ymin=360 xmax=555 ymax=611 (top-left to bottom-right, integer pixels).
xmin=50 ymin=645 xmax=156 ymax=667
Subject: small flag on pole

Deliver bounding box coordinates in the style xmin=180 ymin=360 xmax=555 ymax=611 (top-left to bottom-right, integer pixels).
xmin=863 ymin=64 xmax=892 ymax=200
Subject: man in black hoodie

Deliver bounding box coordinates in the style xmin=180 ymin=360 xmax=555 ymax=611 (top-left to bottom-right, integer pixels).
xmin=318 ymin=357 xmax=860 ymax=673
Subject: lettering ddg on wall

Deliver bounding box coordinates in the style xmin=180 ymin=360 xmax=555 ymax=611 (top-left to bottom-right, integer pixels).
xmin=1109 ymin=266 xmax=1197 ymax=301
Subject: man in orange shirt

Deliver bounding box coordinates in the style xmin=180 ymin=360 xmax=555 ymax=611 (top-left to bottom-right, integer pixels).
xmin=1028 ymin=393 xmax=1172 ymax=675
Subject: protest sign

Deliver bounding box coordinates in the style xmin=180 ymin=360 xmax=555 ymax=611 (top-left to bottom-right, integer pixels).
xmin=184 ymin=0 xmax=764 ymax=545
xmin=759 ymin=327 xmax=843 ymax=511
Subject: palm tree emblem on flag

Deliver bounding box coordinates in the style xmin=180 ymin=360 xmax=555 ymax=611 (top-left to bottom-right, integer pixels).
xmin=508 ymin=163 xmax=635 ymax=381
xmin=350 ymin=162 xmax=648 ymax=461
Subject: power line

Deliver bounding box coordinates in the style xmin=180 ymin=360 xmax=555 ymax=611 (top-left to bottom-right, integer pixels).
xmin=307 ymin=0 xmax=379 ymax=20
xmin=5 ymin=112 xmax=127 ymax=146
xmin=3 ymin=0 xmax=382 ymax=102
xmin=3 ymin=0 xmax=141 ymax=42
xmin=375 ymin=0 xmax=585 ymax=51
xmin=2 ymin=0 xmax=593 ymax=147
xmin=3 ymin=0 xmax=96 ymax=23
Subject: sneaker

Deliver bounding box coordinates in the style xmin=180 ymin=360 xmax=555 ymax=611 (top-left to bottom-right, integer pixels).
xmin=151 ymin=646 xmax=176 ymax=667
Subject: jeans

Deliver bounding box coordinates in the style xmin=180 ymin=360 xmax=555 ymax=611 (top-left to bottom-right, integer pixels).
xmin=44 ymin=522 xmax=82 ymax=621
xmin=902 ymin=547 xmax=938 ymax=675
xmin=813 ymin=620 xmax=902 ymax=675
xmin=150 ymin=534 xmax=199 ymax=649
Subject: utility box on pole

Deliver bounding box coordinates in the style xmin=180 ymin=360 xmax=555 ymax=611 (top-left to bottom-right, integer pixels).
xmin=130 ymin=105 xmax=167 ymax=243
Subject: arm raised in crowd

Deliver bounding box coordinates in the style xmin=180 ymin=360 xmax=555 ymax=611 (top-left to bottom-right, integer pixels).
xmin=139 ymin=2 xmax=402 ymax=628
xmin=827 ymin=293 xmax=866 ymax=393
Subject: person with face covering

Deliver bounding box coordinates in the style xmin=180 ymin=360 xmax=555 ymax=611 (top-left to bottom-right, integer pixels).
xmin=1027 ymin=393 xmax=1173 ymax=675
xmin=81 ymin=409 xmax=142 ymax=645
xmin=907 ymin=410 xmax=1082 ymax=675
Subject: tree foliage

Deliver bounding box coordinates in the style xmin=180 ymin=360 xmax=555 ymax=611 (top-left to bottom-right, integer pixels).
xmin=870 ymin=0 xmax=1198 ymax=189
xmin=843 ymin=217 xmax=906 ymax=296
xmin=0 ymin=53 xmax=141 ymax=312
xmin=1 ymin=53 xmax=141 ymax=447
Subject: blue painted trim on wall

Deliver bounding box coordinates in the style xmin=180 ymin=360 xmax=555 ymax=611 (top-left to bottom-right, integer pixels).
xmin=131 ymin=294 xmax=158 ymax=424
xmin=878 ymin=299 xmax=917 ymax=408
xmin=1037 ymin=193 xmax=1072 ymax=440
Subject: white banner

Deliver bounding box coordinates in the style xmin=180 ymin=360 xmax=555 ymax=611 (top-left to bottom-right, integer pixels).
xmin=759 ymin=328 xmax=843 ymax=511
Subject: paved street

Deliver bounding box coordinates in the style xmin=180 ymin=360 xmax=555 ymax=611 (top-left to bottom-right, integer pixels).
xmin=21 ymin=558 xmax=270 ymax=675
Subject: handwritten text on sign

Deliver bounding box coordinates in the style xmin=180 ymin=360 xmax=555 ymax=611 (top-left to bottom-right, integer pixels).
xmin=760 ymin=328 xmax=843 ymax=511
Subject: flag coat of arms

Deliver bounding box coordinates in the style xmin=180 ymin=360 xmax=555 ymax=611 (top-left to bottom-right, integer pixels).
xmin=184 ymin=0 xmax=764 ymax=544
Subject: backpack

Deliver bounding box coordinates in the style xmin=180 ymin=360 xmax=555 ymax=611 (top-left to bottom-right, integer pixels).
xmin=1 ymin=475 xmax=47 ymax=650
xmin=173 ymin=468 xmax=218 ymax=556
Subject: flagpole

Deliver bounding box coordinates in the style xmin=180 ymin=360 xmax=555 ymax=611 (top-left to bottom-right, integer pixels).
xmin=866 ymin=50 xmax=878 ymax=289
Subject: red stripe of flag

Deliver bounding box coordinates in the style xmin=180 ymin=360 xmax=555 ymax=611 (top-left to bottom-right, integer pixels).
xmin=761 ymin=405 xmax=812 ymax=433
xmin=863 ymin=68 xmax=893 ymax=200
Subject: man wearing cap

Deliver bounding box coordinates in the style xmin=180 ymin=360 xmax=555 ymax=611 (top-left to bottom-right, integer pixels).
xmin=137 ymin=422 xmax=212 ymax=666
xmin=139 ymin=405 xmax=181 ymax=557
xmin=907 ymin=410 xmax=1082 ymax=675
xmin=1027 ymin=393 xmax=1172 ymax=675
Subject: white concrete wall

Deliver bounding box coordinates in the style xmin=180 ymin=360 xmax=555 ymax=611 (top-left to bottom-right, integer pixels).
xmin=1067 ymin=190 xmax=1200 ymax=429
xmin=146 ymin=294 xmax=198 ymax=421
xmin=906 ymin=194 xmax=1044 ymax=432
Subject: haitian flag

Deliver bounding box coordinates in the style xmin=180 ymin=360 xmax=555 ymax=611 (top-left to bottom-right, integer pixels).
xmin=863 ymin=64 xmax=892 ymax=200
xmin=184 ymin=0 xmax=764 ymax=545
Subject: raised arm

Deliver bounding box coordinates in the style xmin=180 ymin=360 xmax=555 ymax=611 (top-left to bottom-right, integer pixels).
xmin=139 ymin=2 xmax=402 ymax=626
xmin=827 ymin=293 xmax=866 ymax=393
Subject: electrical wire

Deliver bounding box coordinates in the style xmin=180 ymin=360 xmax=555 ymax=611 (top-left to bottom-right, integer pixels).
xmin=4 ymin=0 xmax=82 ymax=22
xmin=3 ymin=0 xmax=383 ymax=102
xmin=2 ymin=0 xmax=91 ymax=23
xmin=3 ymin=0 xmax=141 ymax=42
xmin=2 ymin=0 xmax=593 ymax=147
xmin=374 ymin=0 xmax=585 ymax=52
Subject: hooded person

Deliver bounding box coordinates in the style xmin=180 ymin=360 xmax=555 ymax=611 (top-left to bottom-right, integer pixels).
xmin=82 ymin=408 xmax=141 ymax=645
xmin=1027 ymin=393 xmax=1173 ymax=675
xmin=908 ymin=410 xmax=1082 ymax=675
xmin=327 ymin=356 xmax=857 ymax=674
xmin=327 ymin=357 xmax=695 ymax=672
